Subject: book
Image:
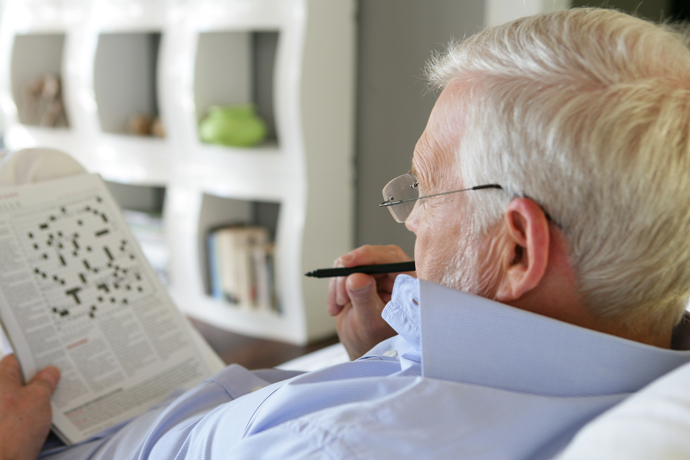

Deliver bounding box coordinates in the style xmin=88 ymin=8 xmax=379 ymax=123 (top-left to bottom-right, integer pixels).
xmin=0 ymin=173 xmax=223 ymax=445
xmin=208 ymin=226 xmax=277 ymax=311
xmin=207 ymin=231 xmax=223 ymax=300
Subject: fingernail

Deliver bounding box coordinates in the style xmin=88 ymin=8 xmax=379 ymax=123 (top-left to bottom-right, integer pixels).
xmin=349 ymin=280 xmax=373 ymax=297
xmin=336 ymin=292 xmax=346 ymax=305
xmin=341 ymin=253 xmax=354 ymax=264
xmin=43 ymin=367 xmax=60 ymax=388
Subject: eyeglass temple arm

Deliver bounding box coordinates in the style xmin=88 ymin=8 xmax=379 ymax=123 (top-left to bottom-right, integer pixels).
xmin=379 ymin=184 xmax=503 ymax=207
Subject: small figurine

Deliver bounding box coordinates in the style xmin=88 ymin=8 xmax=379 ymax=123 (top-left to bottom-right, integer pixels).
xmin=126 ymin=114 xmax=165 ymax=138
xmin=21 ymin=73 xmax=69 ymax=127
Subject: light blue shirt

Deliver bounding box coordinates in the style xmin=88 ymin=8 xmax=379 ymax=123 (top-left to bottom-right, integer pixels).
xmin=41 ymin=275 xmax=690 ymax=459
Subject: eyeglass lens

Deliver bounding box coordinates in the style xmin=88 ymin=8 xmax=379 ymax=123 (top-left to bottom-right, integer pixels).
xmin=382 ymin=174 xmax=419 ymax=223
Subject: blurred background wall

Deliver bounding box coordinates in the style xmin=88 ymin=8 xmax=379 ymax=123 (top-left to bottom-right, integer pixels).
xmin=354 ymin=0 xmax=484 ymax=256
xmin=354 ymin=0 xmax=686 ymax=257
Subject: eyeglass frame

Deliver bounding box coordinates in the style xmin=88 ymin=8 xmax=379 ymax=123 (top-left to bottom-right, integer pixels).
xmin=379 ymin=173 xmax=503 ymax=223
xmin=379 ymin=173 xmax=560 ymax=227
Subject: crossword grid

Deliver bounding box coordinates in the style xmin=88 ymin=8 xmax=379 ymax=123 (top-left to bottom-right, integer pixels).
xmin=13 ymin=193 xmax=153 ymax=332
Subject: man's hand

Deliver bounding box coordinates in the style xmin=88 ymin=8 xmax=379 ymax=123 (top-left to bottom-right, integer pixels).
xmin=327 ymin=245 xmax=414 ymax=360
xmin=0 ymin=354 xmax=60 ymax=460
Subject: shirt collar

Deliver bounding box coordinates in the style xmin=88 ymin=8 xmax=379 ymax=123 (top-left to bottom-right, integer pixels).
xmin=381 ymin=275 xmax=422 ymax=350
xmin=383 ymin=275 xmax=690 ymax=397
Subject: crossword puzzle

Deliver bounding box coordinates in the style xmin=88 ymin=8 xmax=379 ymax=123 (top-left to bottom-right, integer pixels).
xmin=13 ymin=192 xmax=154 ymax=332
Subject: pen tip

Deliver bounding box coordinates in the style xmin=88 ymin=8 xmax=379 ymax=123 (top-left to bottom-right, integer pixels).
xmin=304 ymin=271 xmax=314 ymax=277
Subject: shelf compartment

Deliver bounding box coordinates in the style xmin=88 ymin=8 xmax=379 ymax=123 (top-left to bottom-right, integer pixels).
xmin=199 ymin=194 xmax=281 ymax=313
xmin=194 ymin=30 xmax=279 ymax=146
xmin=106 ymin=181 xmax=166 ymax=213
xmin=94 ymin=31 xmax=163 ymax=137
xmin=11 ymin=33 xmax=70 ymax=127
xmin=105 ymin=181 xmax=168 ymax=284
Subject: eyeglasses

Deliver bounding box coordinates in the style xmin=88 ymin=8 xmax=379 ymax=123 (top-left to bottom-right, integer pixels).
xmin=379 ymin=173 xmax=503 ymax=223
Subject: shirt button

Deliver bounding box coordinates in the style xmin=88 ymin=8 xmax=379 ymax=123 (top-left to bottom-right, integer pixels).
xmin=383 ymin=349 xmax=398 ymax=358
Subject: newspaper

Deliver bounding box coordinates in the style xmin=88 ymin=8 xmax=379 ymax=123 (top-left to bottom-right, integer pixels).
xmin=0 ymin=173 xmax=214 ymax=444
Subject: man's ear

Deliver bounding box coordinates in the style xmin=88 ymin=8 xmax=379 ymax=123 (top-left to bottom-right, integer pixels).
xmin=494 ymin=198 xmax=550 ymax=302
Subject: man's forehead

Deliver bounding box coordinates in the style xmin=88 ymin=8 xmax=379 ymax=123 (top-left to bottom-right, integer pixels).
xmin=410 ymin=85 xmax=466 ymax=188
xmin=410 ymin=137 xmax=434 ymax=187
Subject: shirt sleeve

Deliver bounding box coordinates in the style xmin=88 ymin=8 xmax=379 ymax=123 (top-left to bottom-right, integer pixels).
xmin=39 ymin=365 xmax=299 ymax=460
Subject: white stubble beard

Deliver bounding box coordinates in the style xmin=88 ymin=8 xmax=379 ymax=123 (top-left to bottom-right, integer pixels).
xmin=438 ymin=220 xmax=502 ymax=299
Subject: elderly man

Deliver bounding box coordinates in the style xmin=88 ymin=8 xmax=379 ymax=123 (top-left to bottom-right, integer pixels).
xmin=4 ymin=7 xmax=690 ymax=460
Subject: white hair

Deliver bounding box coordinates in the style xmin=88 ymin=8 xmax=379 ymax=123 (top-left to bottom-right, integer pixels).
xmin=426 ymin=8 xmax=690 ymax=333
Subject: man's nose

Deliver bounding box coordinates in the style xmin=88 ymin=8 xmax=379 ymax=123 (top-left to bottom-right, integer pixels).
xmin=405 ymin=202 xmax=420 ymax=234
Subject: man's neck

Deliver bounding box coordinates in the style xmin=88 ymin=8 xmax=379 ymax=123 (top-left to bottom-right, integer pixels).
xmin=512 ymin=292 xmax=673 ymax=349
xmin=592 ymin=318 xmax=673 ymax=349
xmin=506 ymin=267 xmax=673 ymax=349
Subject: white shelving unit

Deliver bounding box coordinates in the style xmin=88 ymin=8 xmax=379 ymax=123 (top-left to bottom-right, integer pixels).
xmin=0 ymin=0 xmax=356 ymax=345
xmin=0 ymin=0 xmax=89 ymax=163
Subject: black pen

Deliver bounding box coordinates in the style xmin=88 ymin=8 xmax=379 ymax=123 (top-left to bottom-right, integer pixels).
xmin=305 ymin=261 xmax=416 ymax=278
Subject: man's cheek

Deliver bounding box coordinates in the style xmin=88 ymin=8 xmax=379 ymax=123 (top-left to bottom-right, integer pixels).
xmin=413 ymin=233 xmax=437 ymax=281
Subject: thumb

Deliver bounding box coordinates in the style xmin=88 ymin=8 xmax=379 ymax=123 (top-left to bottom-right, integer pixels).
xmin=346 ymin=274 xmax=383 ymax=314
xmin=30 ymin=366 xmax=61 ymax=394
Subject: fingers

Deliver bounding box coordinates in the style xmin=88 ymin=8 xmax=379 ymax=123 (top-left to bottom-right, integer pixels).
xmin=327 ymin=256 xmax=347 ymax=316
xmin=341 ymin=245 xmax=412 ymax=267
xmin=0 ymin=353 xmax=18 ymax=367
xmin=0 ymin=354 xmax=22 ymax=387
xmin=335 ymin=273 xmax=396 ymax=360
xmin=327 ymin=276 xmax=342 ymax=316
xmin=0 ymin=354 xmax=60 ymax=398
xmin=327 ymin=245 xmax=413 ymax=316
xmin=326 ymin=244 xmax=410 ymax=359
xmin=346 ymin=273 xmax=383 ymax=317
xmin=0 ymin=358 xmax=58 ymax=460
